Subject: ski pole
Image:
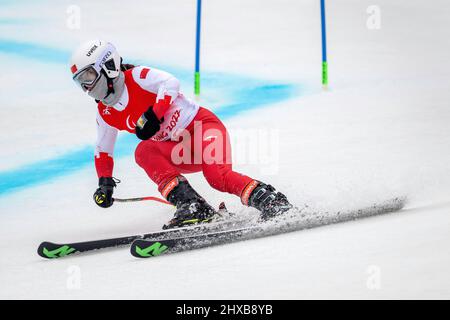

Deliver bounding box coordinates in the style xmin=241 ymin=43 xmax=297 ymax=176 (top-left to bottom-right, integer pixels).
xmin=113 ymin=196 xmax=172 ymax=205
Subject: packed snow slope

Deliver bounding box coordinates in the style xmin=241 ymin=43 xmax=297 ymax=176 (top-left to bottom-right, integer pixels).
xmin=0 ymin=0 xmax=449 ymax=299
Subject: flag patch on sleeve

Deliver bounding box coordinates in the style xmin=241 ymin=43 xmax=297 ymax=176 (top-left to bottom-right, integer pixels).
xmin=140 ymin=68 xmax=150 ymax=79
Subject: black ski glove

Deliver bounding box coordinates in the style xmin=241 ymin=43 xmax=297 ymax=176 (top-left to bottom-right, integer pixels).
xmin=93 ymin=177 xmax=117 ymax=208
xmin=135 ymin=107 xmax=162 ymax=140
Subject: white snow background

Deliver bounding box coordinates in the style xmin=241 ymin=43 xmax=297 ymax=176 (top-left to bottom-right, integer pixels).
xmin=0 ymin=0 xmax=449 ymax=299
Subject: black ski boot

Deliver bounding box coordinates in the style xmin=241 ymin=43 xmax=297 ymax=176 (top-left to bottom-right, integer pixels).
xmin=162 ymin=177 xmax=218 ymax=229
xmin=242 ymin=180 xmax=293 ymax=220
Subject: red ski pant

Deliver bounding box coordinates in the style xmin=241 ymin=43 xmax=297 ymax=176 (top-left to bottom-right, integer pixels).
xmin=135 ymin=107 xmax=254 ymax=198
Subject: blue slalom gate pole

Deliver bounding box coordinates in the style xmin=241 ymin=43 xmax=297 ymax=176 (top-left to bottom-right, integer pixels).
xmin=320 ymin=0 xmax=328 ymax=88
xmin=195 ymin=0 xmax=202 ymax=96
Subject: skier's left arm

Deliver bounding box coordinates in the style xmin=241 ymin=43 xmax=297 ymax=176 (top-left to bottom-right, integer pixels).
xmin=133 ymin=66 xmax=180 ymax=140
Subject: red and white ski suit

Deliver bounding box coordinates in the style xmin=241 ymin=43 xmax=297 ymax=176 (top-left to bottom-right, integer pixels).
xmin=95 ymin=66 xmax=254 ymax=199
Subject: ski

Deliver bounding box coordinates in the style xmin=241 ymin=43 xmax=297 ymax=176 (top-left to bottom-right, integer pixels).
xmin=130 ymin=196 xmax=407 ymax=258
xmin=37 ymin=213 xmax=252 ymax=259
xmin=38 ymin=196 xmax=406 ymax=259
xmin=130 ymin=225 xmax=263 ymax=258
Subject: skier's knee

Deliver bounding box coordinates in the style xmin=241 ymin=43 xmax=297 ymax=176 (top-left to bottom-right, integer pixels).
xmin=203 ymin=166 xmax=229 ymax=192
xmin=134 ymin=142 xmax=145 ymax=167
xmin=135 ymin=140 xmax=158 ymax=167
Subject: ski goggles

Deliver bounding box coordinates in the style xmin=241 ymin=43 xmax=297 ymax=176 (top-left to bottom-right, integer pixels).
xmin=72 ymin=65 xmax=101 ymax=91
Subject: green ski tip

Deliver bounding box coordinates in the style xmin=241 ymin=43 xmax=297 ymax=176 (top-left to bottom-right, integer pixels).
xmin=133 ymin=242 xmax=169 ymax=258
xmin=41 ymin=245 xmax=76 ymax=259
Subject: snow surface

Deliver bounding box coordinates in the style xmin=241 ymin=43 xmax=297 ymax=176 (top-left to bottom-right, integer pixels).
xmin=0 ymin=0 xmax=449 ymax=299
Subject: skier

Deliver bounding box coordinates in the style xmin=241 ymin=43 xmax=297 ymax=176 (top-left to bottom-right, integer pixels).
xmin=70 ymin=40 xmax=292 ymax=229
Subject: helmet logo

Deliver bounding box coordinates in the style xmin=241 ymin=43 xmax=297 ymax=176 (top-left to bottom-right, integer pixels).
xmin=100 ymin=51 xmax=112 ymax=68
xmin=86 ymin=44 xmax=98 ymax=57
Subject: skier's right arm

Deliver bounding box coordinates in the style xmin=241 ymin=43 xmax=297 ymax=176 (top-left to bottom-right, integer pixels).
xmin=93 ymin=112 xmax=118 ymax=208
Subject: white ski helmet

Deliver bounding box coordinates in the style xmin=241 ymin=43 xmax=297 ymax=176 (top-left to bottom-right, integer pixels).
xmin=70 ymin=40 xmax=121 ymax=96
